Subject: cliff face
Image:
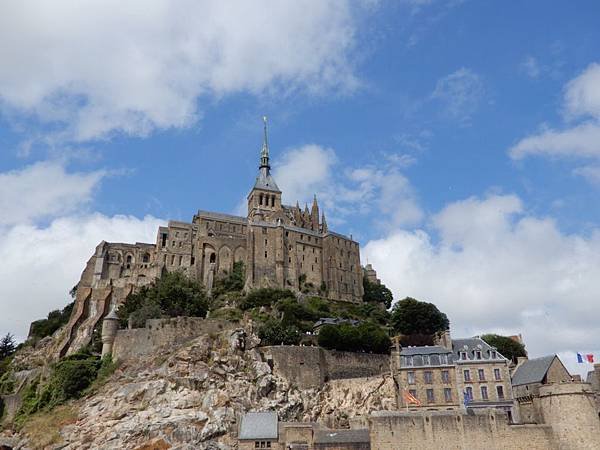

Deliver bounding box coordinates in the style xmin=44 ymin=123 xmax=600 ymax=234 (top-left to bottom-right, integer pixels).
xmin=2 ymin=326 xmax=395 ymax=450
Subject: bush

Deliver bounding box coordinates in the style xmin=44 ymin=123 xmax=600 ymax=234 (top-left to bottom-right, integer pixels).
xmin=258 ymin=319 xmax=301 ymax=346
xmin=213 ymin=261 xmax=245 ymax=296
xmin=481 ymin=334 xmax=527 ymax=363
xmin=318 ymin=322 xmax=390 ymax=354
xmin=240 ymin=288 xmax=295 ymax=310
xmin=363 ymin=277 xmax=393 ymax=309
xmin=118 ymin=271 xmax=208 ymax=327
xmin=29 ymin=302 xmax=74 ymax=340
xmin=209 ymin=307 xmax=243 ymax=322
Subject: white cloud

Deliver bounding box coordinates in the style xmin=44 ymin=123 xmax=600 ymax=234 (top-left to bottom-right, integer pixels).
xmin=0 ymin=213 xmax=165 ymax=341
xmin=363 ymin=194 xmax=600 ymax=364
xmin=521 ymin=56 xmax=541 ymax=79
xmin=272 ymin=144 xmax=423 ymax=228
xmin=564 ymin=63 xmax=600 ymax=120
xmin=0 ymin=0 xmax=366 ymax=142
xmin=510 ymin=63 xmax=600 ymax=184
xmin=573 ymin=165 xmax=600 ymax=185
xmin=0 ymin=161 xmax=105 ymax=226
xmin=430 ymin=67 xmax=484 ymax=123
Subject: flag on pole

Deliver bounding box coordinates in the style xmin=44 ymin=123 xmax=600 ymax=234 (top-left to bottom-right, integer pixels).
xmin=586 ymin=354 xmax=594 ymax=363
xmin=403 ymin=390 xmax=421 ymax=406
xmin=577 ymin=353 xmax=584 ymax=363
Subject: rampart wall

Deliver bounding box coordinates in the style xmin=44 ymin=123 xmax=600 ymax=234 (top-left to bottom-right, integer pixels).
xmin=369 ymin=410 xmax=557 ymax=450
xmin=112 ymin=317 xmax=234 ymax=361
xmin=261 ymin=346 xmax=390 ymax=388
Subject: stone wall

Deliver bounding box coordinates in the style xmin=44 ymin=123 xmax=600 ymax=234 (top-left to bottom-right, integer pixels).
xmin=369 ymin=410 xmax=557 ymax=450
xmin=261 ymin=346 xmax=390 ymax=389
xmin=112 ymin=317 xmax=234 ymax=361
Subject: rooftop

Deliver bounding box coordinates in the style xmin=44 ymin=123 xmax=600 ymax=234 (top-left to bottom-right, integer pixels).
xmin=313 ymin=429 xmax=370 ymax=444
xmin=511 ymin=355 xmax=557 ymax=386
xmin=239 ymin=411 xmax=278 ymax=440
xmin=400 ymin=345 xmax=453 ymax=356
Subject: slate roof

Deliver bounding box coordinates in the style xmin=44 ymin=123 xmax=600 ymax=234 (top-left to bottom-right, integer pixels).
xmin=239 ymin=412 xmax=278 ymax=440
xmin=511 ymin=355 xmax=556 ymax=386
xmin=253 ymin=171 xmax=281 ymax=192
xmin=400 ymin=345 xmax=453 ymax=356
xmin=314 ymin=429 xmax=370 ymax=444
xmin=196 ymin=210 xmax=248 ymax=224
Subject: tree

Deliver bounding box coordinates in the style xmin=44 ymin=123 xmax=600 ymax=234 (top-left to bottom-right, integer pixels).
xmin=362 ymin=277 xmax=393 ymax=309
xmin=0 ymin=333 xmax=16 ymax=360
xmin=29 ymin=302 xmax=74 ymax=340
xmin=317 ymin=322 xmax=390 ymax=354
xmin=390 ymin=297 xmax=449 ymax=336
xmin=481 ymin=334 xmax=527 ymax=363
xmin=258 ymin=319 xmax=301 ymax=346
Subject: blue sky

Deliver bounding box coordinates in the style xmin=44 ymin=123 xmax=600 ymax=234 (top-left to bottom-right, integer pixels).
xmin=1 ymin=0 xmax=600 ymax=374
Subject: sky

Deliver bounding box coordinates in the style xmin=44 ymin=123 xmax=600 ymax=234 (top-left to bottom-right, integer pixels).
xmin=1 ymin=0 xmax=599 ymax=376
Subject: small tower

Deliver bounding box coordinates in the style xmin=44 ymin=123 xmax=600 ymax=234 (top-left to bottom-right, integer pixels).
xmin=101 ymin=307 xmax=120 ymax=358
xmin=247 ymin=117 xmax=282 ymax=220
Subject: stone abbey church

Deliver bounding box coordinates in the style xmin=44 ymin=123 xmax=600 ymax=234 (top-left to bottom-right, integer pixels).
xmin=58 ymin=120 xmax=365 ymax=355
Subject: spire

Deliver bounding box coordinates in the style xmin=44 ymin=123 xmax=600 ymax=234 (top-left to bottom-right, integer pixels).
xmin=311 ymin=194 xmax=319 ymax=230
xmin=260 ymin=115 xmax=270 ymax=171
xmin=321 ymin=212 xmax=328 ymax=233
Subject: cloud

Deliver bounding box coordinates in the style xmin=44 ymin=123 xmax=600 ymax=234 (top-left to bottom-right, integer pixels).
xmin=0 ymin=213 xmax=165 ymax=341
xmin=0 ymin=161 xmax=105 ymax=226
xmin=573 ymin=165 xmax=600 ymax=185
xmin=0 ymin=0 xmax=366 ymax=142
xmin=363 ymin=194 xmax=600 ymax=364
xmin=521 ymin=56 xmax=541 ymax=79
xmin=430 ymin=68 xmax=484 ymax=124
xmin=510 ymin=63 xmax=600 ymax=184
xmin=272 ymin=144 xmax=423 ymax=228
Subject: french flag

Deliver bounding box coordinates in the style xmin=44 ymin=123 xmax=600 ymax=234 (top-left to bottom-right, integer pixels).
xmin=577 ymin=353 xmax=594 ymax=363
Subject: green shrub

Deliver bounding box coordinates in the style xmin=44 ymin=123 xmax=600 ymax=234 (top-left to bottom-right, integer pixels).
xmin=240 ymin=288 xmax=295 ymax=310
xmin=318 ymin=322 xmax=390 ymax=354
xmin=258 ymin=319 xmax=301 ymax=346
xmin=96 ymin=355 xmax=117 ymax=384
xmin=0 ymin=370 xmax=15 ymax=395
xmin=362 ymin=277 xmax=393 ymax=309
xmin=213 ymin=261 xmax=245 ymax=295
xmin=118 ymin=271 xmax=208 ymax=327
xmin=29 ymin=302 xmax=74 ymax=340
xmin=209 ymin=307 xmax=243 ymax=322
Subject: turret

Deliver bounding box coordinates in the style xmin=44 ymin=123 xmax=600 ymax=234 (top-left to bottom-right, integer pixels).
xmin=101 ymin=307 xmax=119 ymax=358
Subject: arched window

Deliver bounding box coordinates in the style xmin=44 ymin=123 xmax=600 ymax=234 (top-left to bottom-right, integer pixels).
xmin=259 ymin=193 xmax=263 ymax=205
xmin=126 ymin=255 xmax=132 ymax=263
xmin=143 ymin=253 xmax=150 ymax=263
xmin=270 ymin=195 xmax=275 ymax=207
xmin=210 ymin=253 xmax=216 ymax=263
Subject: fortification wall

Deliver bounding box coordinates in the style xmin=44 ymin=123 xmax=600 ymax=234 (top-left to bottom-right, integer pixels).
xmin=112 ymin=317 xmax=233 ymax=361
xmin=538 ymin=382 xmax=600 ymax=449
xmin=261 ymin=346 xmax=389 ymax=388
xmin=369 ymin=410 xmax=557 ymax=450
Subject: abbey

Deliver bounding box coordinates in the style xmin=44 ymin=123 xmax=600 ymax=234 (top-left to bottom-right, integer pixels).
xmin=58 ymin=119 xmax=364 ymax=355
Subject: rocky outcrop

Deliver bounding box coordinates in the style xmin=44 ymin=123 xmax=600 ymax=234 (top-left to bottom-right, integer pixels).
xmin=2 ymin=326 xmax=396 ymax=449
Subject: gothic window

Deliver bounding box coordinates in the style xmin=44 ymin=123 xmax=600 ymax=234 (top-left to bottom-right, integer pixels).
xmin=259 ymin=193 xmax=263 ymax=205
xmin=126 ymin=255 xmax=132 ymax=264
xmin=264 ymin=239 xmax=268 ymax=246
xmin=161 ymin=233 xmax=167 ymax=247
xmin=178 ymin=256 xmax=182 ymax=266
xmin=143 ymin=253 xmax=150 ymax=263
xmin=289 ymin=257 xmax=291 ymax=263
xmin=209 ymin=253 xmax=216 ymax=263
xmin=264 ymin=251 xmax=268 ymax=258
xmin=191 ymin=257 xmax=195 ymax=265
xmin=171 ymin=255 xmax=175 ymax=265
xmin=285 ymin=231 xmax=289 ymax=237
xmin=270 ymin=196 xmax=275 ymax=207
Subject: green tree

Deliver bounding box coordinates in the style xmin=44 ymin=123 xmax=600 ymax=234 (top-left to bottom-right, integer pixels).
xmin=481 ymin=334 xmax=527 ymax=363
xmin=390 ymin=297 xmax=449 ymax=336
xmin=0 ymin=333 xmax=16 ymax=360
xmin=363 ymin=277 xmax=394 ymax=309
xmin=240 ymin=288 xmax=295 ymax=310
xmin=213 ymin=261 xmax=246 ymax=295
xmin=318 ymin=322 xmax=390 ymax=354
xmin=29 ymin=302 xmax=74 ymax=340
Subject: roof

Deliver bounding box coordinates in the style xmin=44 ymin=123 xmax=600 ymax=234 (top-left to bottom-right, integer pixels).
xmin=400 ymin=345 xmax=452 ymax=356
xmin=253 ymin=171 xmax=281 ymax=192
xmin=314 ymin=429 xmax=370 ymax=444
xmin=511 ymin=355 xmax=556 ymax=386
xmin=452 ymin=337 xmax=508 ymax=362
xmin=196 ymin=210 xmax=248 ymax=224
xmin=239 ymin=412 xmax=278 ymax=440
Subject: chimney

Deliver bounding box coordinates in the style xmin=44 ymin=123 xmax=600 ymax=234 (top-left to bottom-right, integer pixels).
xmin=434 ymin=329 xmax=452 ymax=351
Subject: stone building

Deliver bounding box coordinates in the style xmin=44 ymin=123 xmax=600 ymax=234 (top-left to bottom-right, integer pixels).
xmin=449 ymin=335 xmax=516 ymax=421
xmin=57 ymin=119 xmax=365 ymax=357
xmin=238 ymin=412 xmax=371 ymax=450
xmin=390 ymin=337 xmax=461 ymax=411
xmin=511 ymin=354 xmax=572 ymax=423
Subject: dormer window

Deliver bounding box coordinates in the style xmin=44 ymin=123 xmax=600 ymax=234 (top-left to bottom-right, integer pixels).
xmin=475 ymin=350 xmax=482 ymax=360
xmin=460 ymin=352 xmax=467 ymax=360
xmin=491 ymin=350 xmax=497 ymax=359
xmin=423 ymin=355 xmax=430 ymax=365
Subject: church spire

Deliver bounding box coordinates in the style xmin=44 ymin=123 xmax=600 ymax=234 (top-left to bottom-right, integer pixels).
xmin=311 ymin=194 xmax=319 ymax=230
xmin=260 ymin=116 xmax=270 ymax=172
xmin=321 ymin=212 xmax=328 ymax=233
